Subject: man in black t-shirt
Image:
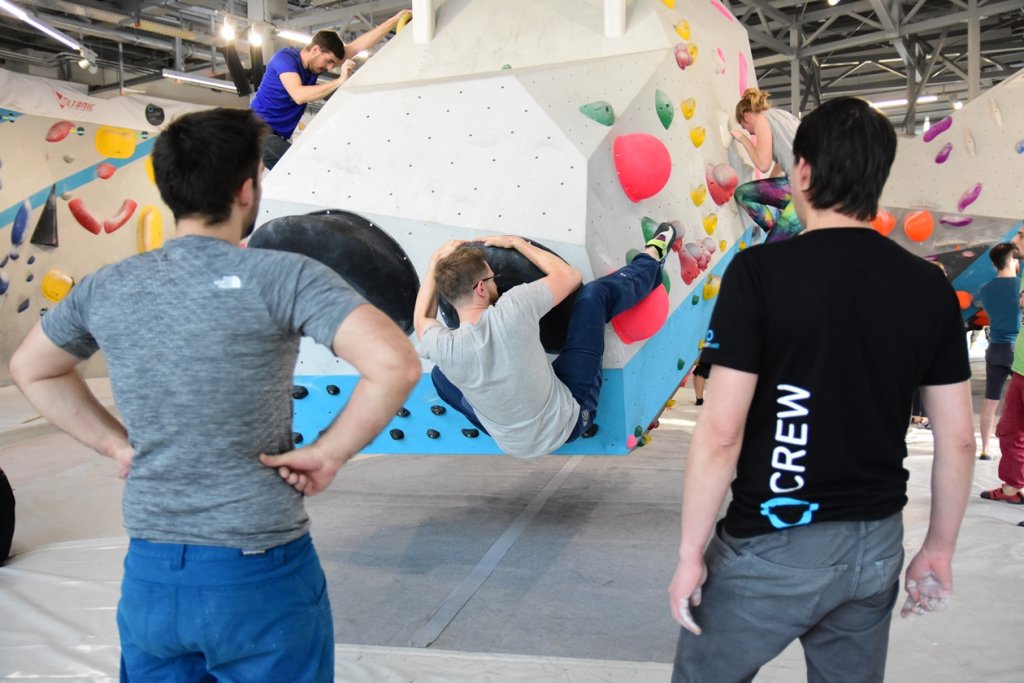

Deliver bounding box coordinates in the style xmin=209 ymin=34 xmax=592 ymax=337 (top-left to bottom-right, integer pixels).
xmin=668 ymin=98 xmax=974 ymax=683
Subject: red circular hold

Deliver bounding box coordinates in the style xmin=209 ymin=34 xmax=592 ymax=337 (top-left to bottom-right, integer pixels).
xmin=870 ymin=208 xmax=896 ymax=236
xmin=613 ymin=133 xmax=672 ymax=202
xmin=96 ymin=163 xmax=116 ymax=180
xmin=903 ymin=210 xmax=934 ymax=242
xmin=611 ymin=283 xmax=669 ymax=343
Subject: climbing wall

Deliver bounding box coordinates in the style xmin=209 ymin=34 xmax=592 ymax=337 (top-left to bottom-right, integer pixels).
xmin=0 ymin=69 xmax=205 ymax=384
xmin=877 ymin=69 xmax=1024 ymax=327
xmin=256 ymin=0 xmax=759 ymax=455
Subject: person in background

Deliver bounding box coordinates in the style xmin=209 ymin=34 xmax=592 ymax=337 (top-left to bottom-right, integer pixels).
xmin=978 ymin=242 xmax=1021 ymax=460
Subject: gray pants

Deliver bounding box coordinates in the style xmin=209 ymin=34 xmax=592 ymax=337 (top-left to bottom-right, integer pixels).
xmin=672 ymin=514 xmax=904 ymax=683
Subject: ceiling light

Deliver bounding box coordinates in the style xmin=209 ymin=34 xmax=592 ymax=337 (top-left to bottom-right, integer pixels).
xmin=221 ymin=20 xmax=236 ymax=41
xmin=161 ymin=68 xmax=238 ymax=93
xmin=828 ymin=0 xmax=841 ymax=6
xmin=277 ymin=29 xmax=313 ymax=44
xmin=249 ymin=29 xmax=263 ymax=47
xmin=953 ymin=100 xmax=964 ymax=110
xmin=869 ymin=95 xmax=938 ymax=109
xmin=922 ymin=116 xmax=931 ymax=132
xmin=0 ymin=0 xmax=83 ymax=51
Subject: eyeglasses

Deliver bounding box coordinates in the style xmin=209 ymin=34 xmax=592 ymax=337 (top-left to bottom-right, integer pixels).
xmin=478 ymin=275 xmax=496 ymax=286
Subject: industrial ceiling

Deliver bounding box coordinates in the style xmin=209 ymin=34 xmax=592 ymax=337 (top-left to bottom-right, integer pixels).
xmin=0 ymin=0 xmax=1022 ymax=132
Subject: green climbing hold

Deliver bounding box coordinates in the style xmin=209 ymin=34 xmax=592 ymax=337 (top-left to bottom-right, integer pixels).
xmin=662 ymin=270 xmax=671 ymax=293
xmin=501 ymin=64 xmax=512 ymax=70
xmin=641 ymin=216 xmax=658 ymax=242
xmin=634 ymin=425 xmax=644 ymax=438
xmin=625 ymin=248 xmax=642 ymax=265
xmin=677 ymin=358 xmax=686 ymax=371
xmin=691 ymin=295 xmax=700 ymax=305
xmin=579 ymin=101 xmax=615 ymax=126
xmin=655 ymin=89 xmax=674 ymax=129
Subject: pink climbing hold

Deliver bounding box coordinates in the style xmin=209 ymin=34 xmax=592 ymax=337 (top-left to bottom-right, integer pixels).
xmin=96 ymin=162 xmax=116 ymax=179
xmin=45 ymin=120 xmax=74 ymax=143
xmin=674 ymin=44 xmax=694 ymax=70
xmin=922 ymin=116 xmax=952 ymax=143
xmin=611 ymin=284 xmax=669 ymax=344
xmin=939 ymin=215 xmax=973 ymax=228
xmin=706 ymin=164 xmax=739 ymax=205
xmin=957 ymin=183 xmax=982 ymax=213
xmin=677 ymin=246 xmax=701 ymax=285
xmin=710 ymin=0 xmax=737 ymax=22
xmin=626 ymin=434 xmax=638 ymax=449
xmin=934 ymin=143 xmax=953 ymax=164
xmin=613 ymin=133 xmax=672 ymax=202
xmin=737 ymin=53 xmax=749 ymax=96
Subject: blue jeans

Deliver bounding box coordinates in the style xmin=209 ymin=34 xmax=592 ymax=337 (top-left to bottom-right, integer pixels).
xmin=433 ymin=254 xmax=662 ymax=441
xmin=672 ymin=514 xmax=904 ymax=683
xmin=117 ymin=533 xmax=333 ymax=682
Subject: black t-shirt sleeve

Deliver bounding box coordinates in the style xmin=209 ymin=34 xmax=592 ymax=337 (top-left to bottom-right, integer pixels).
xmin=921 ymin=280 xmax=972 ymax=386
xmin=700 ymin=252 xmax=762 ymax=374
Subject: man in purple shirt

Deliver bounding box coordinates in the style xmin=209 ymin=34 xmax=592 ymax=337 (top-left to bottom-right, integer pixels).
xmin=251 ymin=9 xmax=410 ymax=169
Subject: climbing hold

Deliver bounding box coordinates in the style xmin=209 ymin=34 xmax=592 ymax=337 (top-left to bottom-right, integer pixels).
xmin=662 ymin=0 xmax=674 ymax=8
xmin=963 ymin=128 xmax=976 ymax=158
xmin=737 ymin=52 xmax=748 ymax=96
xmin=396 ymin=407 xmax=410 ymax=417
xmin=957 ymin=183 xmax=981 ymax=213
xmin=40 ymin=269 xmax=74 ymax=303
xmin=625 ymin=248 xmax=642 ymax=265
xmin=689 ymin=126 xmax=706 ymax=147
xmin=661 ymin=269 xmax=671 ymax=293
xmin=30 ymin=185 xmax=59 ymax=247
xmin=713 ymin=47 xmax=726 ymax=75
xmin=96 ymin=163 xmax=116 ymax=180
xmin=389 ymin=429 xmax=404 ymax=440
xmin=702 ymin=274 xmax=721 ymax=300
xmin=426 ymin=429 xmax=440 ymax=440
xmin=613 ymin=133 xmax=671 ymax=202
xmin=1016 ymin=140 xmax=1024 ymax=154
xmin=501 ymin=64 xmax=512 ymax=70
xmin=870 ymin=208 xmax=896 ymax=236
xmin=690 ymin=184 xmax=707 ymax=206
xmin=666 ymin=399 xmax=676 ymax=408
xmin=922 ymin=116 xmax=952 ymax=143
xmin=579 ymin=101 xmax=615 ymax=127
xmin=633 ymin=425 xmax=643 ymax=438
xmin=45 ymin=121 xmax=74 ymax=143
xmin=16 ymin=298 xmax=29 ymax=313
xmin=27 ymin=256 xmax=34 ymax=264
xmin=104 ymin=199 xmax=137 ymax=234
xmin=655 ymin=90 xmax=674 ymax=129
xmin=291 ymin=385 xmax=309 ymax=399
xmin=430 ymin=404 xmax=447 ymax=415
xmin=706 ymin=163 xmax=738 ymax=205
xmin=626 ymin=434 xmax=638 ymax=449
xmin=326 ymin=384 xmax=340 ymax=395
xmin=145 ymin=155 xmax=156 ymax=184
xmin=640 ymin=216 xmax=658 ymax=242
xmin=674 ymin=43 xmax=694 ymax=70
xmin=62 ymin=154 xmax=75 ymax=163
xmin=136 ymin=205 xmax=163 ymax=253
xmin=461 ymin=428 xmax=479 ymax=438
xmin=955 ymin=291 xmax=972 ymax=309
xmin=95 ymin=126 xmax=137 ymax=158
xmin=674 ymin=19 xmax=691 ymax=40
xmin=678 ymin=246 xmax=701 ymax=285
xmin=680 ymin=98 xmax=696 ymax=120
xmin=293 ymin=432 xmax=304 ymax=445
xmin=990 ymin=97 xmax=1003 ymax=129
xmin=691 ymin=294 xmax=700 ymax=305
xmin=719 ymin=239 xmax=727 ymax=251
xmin=703 ymin=214 xmax=717 ymax=235
xmin=611 ymin=284 xmax=668 ymax=343
xmin=939 ymin=215 xmax=973 ymax=228
xmin=68 ymin=198 xmax=101 ymax=235
xmin=934 ymin=143 xmax=953 ymax=164
xmin=677 ymin=358 xmax=686 ymax=371
xmin=0 ymin=271 xmax=8 ymax=296
xmin=643 ymin=434 xmax=651 ymax=445
xmin=11 ymin=200 xmax=29 ymax=246
xmin=903 ymin=210 xmax=934 ymax=243
xmin=396 ymin=11 xmax=411 ymax=32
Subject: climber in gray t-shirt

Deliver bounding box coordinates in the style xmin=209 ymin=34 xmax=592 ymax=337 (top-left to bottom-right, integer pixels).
xmin=9 ymin=109 xmax=419 ymax=680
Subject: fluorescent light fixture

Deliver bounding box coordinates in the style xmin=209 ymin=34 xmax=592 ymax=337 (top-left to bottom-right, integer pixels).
xmin=953 ymin=100 xmax=964 ymax=110
xmin=221 ymin=20 xmax=235 ymax=41
xmin=161 ymin=68 xmax=239 ymax=93
xmin=0 ymin=0 xmax=83 ymax=51
xmin=277 ymin=29 xmax=313 ymax=43
xmin=870 ymin=95 xmax=939 ymax=109
xmin=922 ymin=116 xmax=931 ymax=132
xmin=249 ymin=29 xmax=263 ymax=47
xmin=828 ymin=0 xmax=840 ymax=5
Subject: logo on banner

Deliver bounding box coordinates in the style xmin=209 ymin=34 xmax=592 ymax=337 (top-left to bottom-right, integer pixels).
xmin=52 ymin=89 xmax=95 ymax=112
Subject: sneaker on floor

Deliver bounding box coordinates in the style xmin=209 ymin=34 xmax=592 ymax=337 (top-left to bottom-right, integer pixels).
xmin=646 ymin=222 xmax=678 ymax=262
xmin=695 ymin=398 xmax=704 ymax=406
xmin=980 ymin=487 xmax=1024 ymax=504
xmin=979 ymin=452 xmax=992 ymax=461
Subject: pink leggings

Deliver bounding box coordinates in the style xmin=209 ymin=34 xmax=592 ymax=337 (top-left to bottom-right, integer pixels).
xmin=995 ymin=372 xmax=1024 ymax=488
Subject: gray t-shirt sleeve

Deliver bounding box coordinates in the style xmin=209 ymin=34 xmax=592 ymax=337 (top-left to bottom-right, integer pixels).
xmin=40 ymin=273 xmax=100 ymax=359
xmin=259 ymin=255 xmax=368 ymax=350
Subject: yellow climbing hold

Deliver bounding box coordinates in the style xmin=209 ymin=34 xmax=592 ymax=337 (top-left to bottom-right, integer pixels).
xmin=137 ymin=205 xmax=164 ymax=253
xmin=95 ymin=126 xmax=137 ymax=159
xmin=662 ymin=0 xmax=675 ymax=8
xmin=687 ymin=43 xmax=698 ymax=63
xmin=702 ymin=274 xmax=721 ymax=300
xmin=675 ymin=19 xmax=691 ymax=41
xmin=703 ymin=214 xmax=718 ymax=235
xmin=690 ymin=126 xmax=706 ymax=147
xmin=691 ymin=184 xmax=707 ymax=206
xmin=642 ymin=433 xmax=651 ymax=445
xmin=41 ymin=269 xmax=75 ymax=303
xmin=739 ymin=240 xmax=748 ymax=250
xmin=145 ymin=155 xmax=156 ymax=184
xmin=666 ymin=399 xmax=676 ymax=408
xmin=719 ymin=239 xmax=727 ymax=251
xmin=680 ymin=98 xmax=696 ymax=120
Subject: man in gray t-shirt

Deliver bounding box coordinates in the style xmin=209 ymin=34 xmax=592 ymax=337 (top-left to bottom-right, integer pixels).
xmin=414 ymin=226 xmax=675 ymax=458
xmin=8 ymin=109 xmax=418 ymax=681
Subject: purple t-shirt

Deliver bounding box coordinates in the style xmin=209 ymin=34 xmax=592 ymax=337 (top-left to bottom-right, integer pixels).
xmin=250 ymin=47 xmax=317 ymax=139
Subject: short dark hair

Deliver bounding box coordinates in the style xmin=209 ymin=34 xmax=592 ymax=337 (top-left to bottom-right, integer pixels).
xmin=792 ymin=97 xmax=896 ymax=221
xmin=152 ymin=108 xmax=267 ymax=225
xmin=435 ymin=245 xmax=489 ymax=303
xmin=990 ymin=242 xmax=1016 ymax=270
xmin=308 ymin=30 xmax=346 ymax=60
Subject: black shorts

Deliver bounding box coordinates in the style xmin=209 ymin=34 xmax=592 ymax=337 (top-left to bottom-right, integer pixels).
xmin=693 ymin=361 xmax=711 ymax=379
xmin=985 ymin=343 xmax=1014 ymax=401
